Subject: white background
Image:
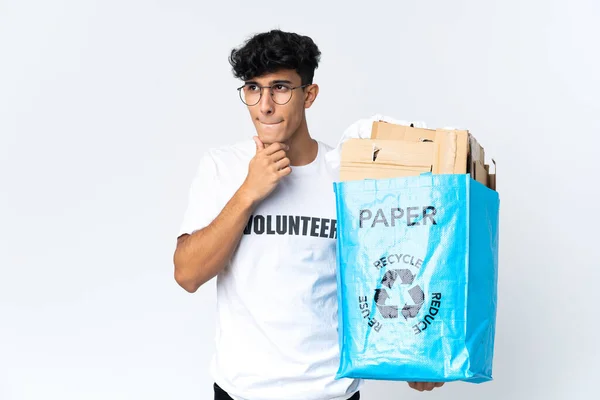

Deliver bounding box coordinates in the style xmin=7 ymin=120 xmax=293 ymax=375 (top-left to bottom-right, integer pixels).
xmin=1 ymin=0 xmax=599 ymax=399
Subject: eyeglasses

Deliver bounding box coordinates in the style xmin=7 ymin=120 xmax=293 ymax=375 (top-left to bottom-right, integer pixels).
xmin=237 ymin=83 xmax=309 ymax=106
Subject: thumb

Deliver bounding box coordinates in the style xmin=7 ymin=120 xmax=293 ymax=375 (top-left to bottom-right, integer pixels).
xmin=253 ymin=136 xmax=265 ymax=153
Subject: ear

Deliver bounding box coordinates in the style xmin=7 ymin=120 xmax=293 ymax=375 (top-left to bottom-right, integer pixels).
xmin=303 ymin=84 xmax=319 ymax=109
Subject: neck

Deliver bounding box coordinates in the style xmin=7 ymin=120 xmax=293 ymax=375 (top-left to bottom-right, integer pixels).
xmin=284 ymin=117 xmax=318 ymax=167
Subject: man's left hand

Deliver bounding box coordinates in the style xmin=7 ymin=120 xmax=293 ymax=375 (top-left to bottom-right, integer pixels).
xmin=407 ymin=382 xmax=445 ymax=392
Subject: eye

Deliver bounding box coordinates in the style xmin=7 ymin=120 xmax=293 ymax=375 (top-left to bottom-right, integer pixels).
xmin=245 ymin=84 xmax=259 ymax=92
xmin=273 ymin=84 xmax=290 ymax=92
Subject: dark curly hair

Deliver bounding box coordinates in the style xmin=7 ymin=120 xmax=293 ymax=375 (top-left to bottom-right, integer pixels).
xmin=229 ymin=29 xmax=321 ymax=85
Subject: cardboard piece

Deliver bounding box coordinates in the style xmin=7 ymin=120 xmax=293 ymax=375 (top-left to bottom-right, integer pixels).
xmin=488 ymin=160 xmax=497 ymax=191
xmin=469 ymin=135 xmax=485 ymax=164
xmin=340 ymin=120 xmax=497 ymax=191
xmin=434 ymin=128 xmax=469 ymax=175
xmin=340 ymin=122 xmax=468 ymax=181
xmin=473 ymin=161 xmax=489 ymax=187
xmin=371 ymin=121 xmax=436 ymax=142
xmin=339 ymin=139 xmax=434 ymax=181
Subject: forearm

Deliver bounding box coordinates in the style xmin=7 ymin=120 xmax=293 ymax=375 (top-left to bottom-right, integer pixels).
xmin=173 ymin=187 xmax=256 ymax=292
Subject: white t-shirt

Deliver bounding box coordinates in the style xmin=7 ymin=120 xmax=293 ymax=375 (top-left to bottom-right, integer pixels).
xmin=178 ymin=139 xmax=362 ymax=400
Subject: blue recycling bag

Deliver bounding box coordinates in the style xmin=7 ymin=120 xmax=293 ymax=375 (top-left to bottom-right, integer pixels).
xmin=333 ymin=173 xmax=500 ymax=383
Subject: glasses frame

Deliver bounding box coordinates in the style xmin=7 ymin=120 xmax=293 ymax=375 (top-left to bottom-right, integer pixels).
xmin=237 ymin=83 xmax=310 ymax=106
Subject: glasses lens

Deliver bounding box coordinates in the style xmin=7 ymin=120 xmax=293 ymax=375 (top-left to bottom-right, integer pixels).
xmin=241 ymin=84 xmax=261 ymax=106
xmin=272 ymin=84 xmax=293 ymax=105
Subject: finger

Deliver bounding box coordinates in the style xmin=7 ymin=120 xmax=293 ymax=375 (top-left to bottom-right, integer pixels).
xmin=253 ymin=136 xmax=265 ymax=153
xmin=270 ymin=150 xmax=287 ymax=162
xmin=435 ymin=382 xmax=445 ymax=388
xmin=275 ymin=157 xmax=290 ymax=170
xmin=277 ymin=166 xmax=292 ymax=177
xmin=264 ymin=142 xmax=289 ymax=156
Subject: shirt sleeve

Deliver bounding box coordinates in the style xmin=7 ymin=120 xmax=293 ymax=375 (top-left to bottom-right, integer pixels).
xmin=177 ymin=151 xmax=221 ymax=237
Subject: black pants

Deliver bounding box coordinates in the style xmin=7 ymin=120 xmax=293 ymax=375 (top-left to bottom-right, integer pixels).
xmin=214 ymin=383 xmax=360 ymax=400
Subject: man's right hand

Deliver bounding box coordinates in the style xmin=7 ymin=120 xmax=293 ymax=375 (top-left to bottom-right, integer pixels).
xmin=240 ymin=136 xmax=292 ymax=204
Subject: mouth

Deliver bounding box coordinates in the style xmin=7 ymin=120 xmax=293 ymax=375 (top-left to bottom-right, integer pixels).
xmin=258 ymin=120 xmax=283 ymax=126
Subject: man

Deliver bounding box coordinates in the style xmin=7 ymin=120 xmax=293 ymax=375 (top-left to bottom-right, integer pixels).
xmin=173 ymin=29 xmax=444 ymax=400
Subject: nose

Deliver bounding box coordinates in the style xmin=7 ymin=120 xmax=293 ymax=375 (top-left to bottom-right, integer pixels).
xmin=258 ymin=87 xmax=274 ymax=116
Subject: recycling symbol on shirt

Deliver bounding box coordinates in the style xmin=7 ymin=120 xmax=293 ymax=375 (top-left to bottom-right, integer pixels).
xmin=373 ymin=269 xmax=425 ymax=320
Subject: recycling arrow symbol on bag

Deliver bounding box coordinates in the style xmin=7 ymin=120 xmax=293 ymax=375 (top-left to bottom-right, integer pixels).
xmin=373 ymin=269 xmax=425 ymax=320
